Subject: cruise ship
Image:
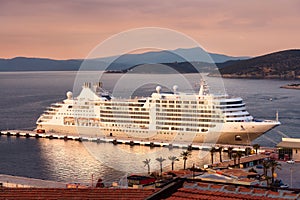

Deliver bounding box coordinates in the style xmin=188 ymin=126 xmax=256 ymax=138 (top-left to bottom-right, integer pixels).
xmin=36 ymin=81 xmax=280 ymax=145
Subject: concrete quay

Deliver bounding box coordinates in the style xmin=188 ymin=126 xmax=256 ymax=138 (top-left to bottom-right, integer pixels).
xmin=0 ymin=130 xmax=257 ymax=151
xmin=0 ymin=174 xmax=67 ymax=188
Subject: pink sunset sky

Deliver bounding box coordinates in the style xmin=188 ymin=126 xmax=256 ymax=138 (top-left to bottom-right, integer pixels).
xmin=0 ymin=0 xmax=300 ymax=59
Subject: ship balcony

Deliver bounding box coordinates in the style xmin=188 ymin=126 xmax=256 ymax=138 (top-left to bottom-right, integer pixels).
xmin=40 ymin=115 xmax=53 ymax=119
xmin=225 ymin=111 xmax=250 ymax=116
xmin=43 ymin=112 xmax=56 ymax=115
xmin=221 ymin=107 xmax=247 ymax=112
xmin=46 ymin=107 xmax=59 ymax=111
xmin=225 ymin=116 xmax=253 ymax=122
xmin=216 ymin=103 xmax=245 ymax=108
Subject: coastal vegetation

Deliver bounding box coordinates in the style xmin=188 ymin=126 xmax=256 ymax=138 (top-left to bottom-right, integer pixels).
xmin=210 ymin=147 xmax=216 ymax=165
xmin=168 ymin=156 xmax=179 ymax=171
xmin=252 ymin=144 xmax=260 ymax=154
xmin=143 ymin=158 xmax=151 ymax=174
xmin=180 ymin=150 xmax=192 ymax=170
xmin=216 ymin=49 xmax=300 ymax=80
xmin=155 ymin=157 xmax=166 ymax=175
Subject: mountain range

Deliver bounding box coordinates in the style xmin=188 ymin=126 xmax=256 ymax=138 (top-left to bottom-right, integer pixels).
xmin=1 ymin=48 xmax=299 ymax=79
xmin=0 ymin=47 xmax=248 ymax=71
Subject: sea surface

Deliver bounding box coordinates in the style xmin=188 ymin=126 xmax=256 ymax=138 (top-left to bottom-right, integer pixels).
xmin=0 ymin=71 xmax=299 ymax=184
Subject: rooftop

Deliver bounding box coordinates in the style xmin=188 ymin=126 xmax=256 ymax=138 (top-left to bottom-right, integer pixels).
xmin=277 ymin=138 xmax=300 ymax=148
xmin=166 ymin=182 xmax=300 ymax=200
xmin=212 ymin=154 xmax=269 ymax=168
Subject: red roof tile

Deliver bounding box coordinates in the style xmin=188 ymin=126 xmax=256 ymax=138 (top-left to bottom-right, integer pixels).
xmin=0 ymin=188 xmax=157 ymax=200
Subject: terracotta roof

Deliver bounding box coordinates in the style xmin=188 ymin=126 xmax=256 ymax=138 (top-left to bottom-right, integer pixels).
xmin=0 ymin=188 xmax=157 ymax=200
xmin=220 ymin=169 xmax=257 ymax=178
xmin=166 ymin=182 xmax=299 ymax=200
xmin=213 ymin=154 xmax=269 ymax=168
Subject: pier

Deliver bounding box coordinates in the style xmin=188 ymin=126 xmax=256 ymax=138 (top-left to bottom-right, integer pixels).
xmin=0 ymin=130 xmax=255 ymax=151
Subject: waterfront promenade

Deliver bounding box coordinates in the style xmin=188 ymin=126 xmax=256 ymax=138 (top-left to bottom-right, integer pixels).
xmin=0 ymin=174 xmax=67 ymax=188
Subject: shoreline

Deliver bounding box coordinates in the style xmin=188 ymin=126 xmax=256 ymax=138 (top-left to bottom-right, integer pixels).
xmin=280 ymin=84 xmax=300 ymax=90
xmin=208 ymin=74 xmax=300 ymax=80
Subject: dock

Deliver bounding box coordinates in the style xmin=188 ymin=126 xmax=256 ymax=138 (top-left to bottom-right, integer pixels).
xmin=0 ymin=130 xmax=254 ymax=151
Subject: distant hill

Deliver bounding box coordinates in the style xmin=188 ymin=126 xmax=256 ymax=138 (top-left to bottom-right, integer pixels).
xmin=119 ymin=61 xmax=217 ymax=74
xmin=0 ymin=47 xmax=248 ymax=71
xmin=214 ymin=49 xmax=300 ymax=79
xmin=95 ymin=47 xmax=249 ymax=69
xmin=0 ymin=57 xmax=82 ymax=71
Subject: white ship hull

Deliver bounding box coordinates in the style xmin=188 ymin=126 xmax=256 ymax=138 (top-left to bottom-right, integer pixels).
xmin=38 ymin=121 xmax=279 ymax=145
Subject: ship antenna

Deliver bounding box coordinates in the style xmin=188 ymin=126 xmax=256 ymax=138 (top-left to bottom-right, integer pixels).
xmin=199 ymin=80 xmax=204 ymax=95
xmin=199 ymin=80 xmax=209 ymax=95
xmin=276 ymin=110 xmax=279 ymax=122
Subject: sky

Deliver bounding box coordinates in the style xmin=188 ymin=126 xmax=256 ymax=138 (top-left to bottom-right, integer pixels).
xmin=0 ymin=0 xmax=300 ymax=59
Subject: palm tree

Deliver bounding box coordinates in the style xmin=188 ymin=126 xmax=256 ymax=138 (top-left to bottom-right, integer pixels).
xmin=168 ymin=156 xmax=179 ymax=171
xmin=156 ymin=156 xmax=166 ymax=174
xmin=218 ymin=146 xmax=223 ymax=163
xmin=245 ymin=147 xmax=252 ymax=156
xmin=236 ymin=151 xmax=244 ymax=168
xmin=210 ymin=147 xmax=216 ymax=165
xmin=253 ymin=144 xmax=260 ymax=154
xmin=262 ymin=160 xmax=271 ymax=185
xmin=232 ymin=153 xmax=237 ymax=166
xmin=227 ymin=147 xmax=234 ymax=160
xmin=269 ymin=159 xmax=281 ymax=184
xmin=143 ymin=158 xmax=151 ymax=174
xmin=180 ymin=150 xmax=192 ymax=170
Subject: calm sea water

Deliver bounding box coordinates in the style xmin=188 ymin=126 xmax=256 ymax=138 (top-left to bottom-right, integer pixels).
xmin=0 ymin=71 xmax=299 ymax=184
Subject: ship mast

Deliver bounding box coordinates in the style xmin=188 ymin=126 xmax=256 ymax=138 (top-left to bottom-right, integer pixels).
xmin=198 ymin=80 xmax=209 ymax=95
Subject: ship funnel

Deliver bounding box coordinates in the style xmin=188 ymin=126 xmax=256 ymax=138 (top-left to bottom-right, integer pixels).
xmin=83 ymin=82 xmax=91 ymax=88
xmin=156 ymin=86 xmax=161 ymax=94
xmin=173 ymin=85 xmax=178 ymax=94
xmin=66 ymin=91 xmax=73 ymax=100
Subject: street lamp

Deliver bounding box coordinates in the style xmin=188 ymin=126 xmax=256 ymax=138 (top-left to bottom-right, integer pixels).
xmin=290 ymin=167 xmax=293 ymax=188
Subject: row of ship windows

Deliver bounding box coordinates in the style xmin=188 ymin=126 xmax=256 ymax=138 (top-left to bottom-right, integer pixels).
xmin=100 ymin=114 xmax=149 ymax=119
xmin=157 ymin=109 xmax=216 ymax=113
xmin=227 ymin=120 xmax=250 ymax=122
xmin=156 ymin=114 xmax=221 ymax=118
xmin=156 ymin=113 xmax=219 ymax=117
xmin=101 ymin=103 xmax=145 ymax=107
xmin=156 ymin=117 xmax=223 ymax=123
xmin=223 ymin=110 xmax=246 ymax=113
xmin=58 ymin=113 xmax=97 ymax=117
xmin=226 ymin=114 xmax=250 ymax=118
xmin=155 ymin=127 xmax=205 ymax=132
xmin=101 ymin=107 xmax=147 ymax=111
xmin=157 ymin=105 xmax=202 ymax=109
xmin=100 ymin=111 xmax=149 ymax=115
xmin=217 ymin=105 xmax=245 ymax=109
xmin=103 ymin=128 xmax=148 ymax=133
xmin=151 ymin=100 xmax=242 ymax=105
xmin=156 ymin=122 xmax=215 ymax=127
xmin=101 ymin=119 xmax=149 ymax=124
xmin=65 ymin=109 xmax=95 ymax=113
xmin=153 ymin=100 xmax=201 ymax=104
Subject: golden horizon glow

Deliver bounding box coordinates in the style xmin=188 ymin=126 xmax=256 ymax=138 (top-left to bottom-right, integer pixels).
xmin=0 ymin=0 xmax=300 ymax=59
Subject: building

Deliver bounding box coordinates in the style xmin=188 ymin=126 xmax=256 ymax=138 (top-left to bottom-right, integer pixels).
xmin=277 ymin=138 xmax=300 ymax=161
